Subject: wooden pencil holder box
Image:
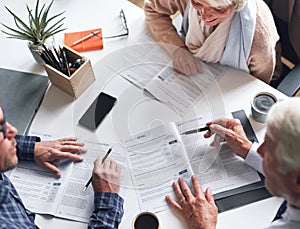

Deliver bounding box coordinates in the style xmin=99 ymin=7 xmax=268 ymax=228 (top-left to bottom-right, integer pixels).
xmin=44 ymin=46 xmax=95 ymax=98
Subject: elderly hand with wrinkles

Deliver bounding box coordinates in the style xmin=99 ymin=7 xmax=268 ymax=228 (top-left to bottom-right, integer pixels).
xmin=172 ymin=46 xmax=203 ymax=76
xmin=34 ymin=137 xmax=87 ymax=177
xmin=166 ymin=176 xmax=218 ymax=229
xmin=204 ymin=118 xmax=253 ymax=159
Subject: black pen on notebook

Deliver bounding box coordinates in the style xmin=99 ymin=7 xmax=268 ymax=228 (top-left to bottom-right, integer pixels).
xmin=181 ymin=126 xmax=210 ymax=135
xmin=82 ymin=147 xmax=113 ymax=192
xmin=71 ymin=30 xmax=101 ymax=47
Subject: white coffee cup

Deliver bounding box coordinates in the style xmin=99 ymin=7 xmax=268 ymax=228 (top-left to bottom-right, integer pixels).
xmin=251 ymin=92 xmax=278 ymax=123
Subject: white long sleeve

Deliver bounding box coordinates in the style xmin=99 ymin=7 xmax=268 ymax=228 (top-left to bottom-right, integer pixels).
xmin=244 ymin=142 xmax=264 ymax=175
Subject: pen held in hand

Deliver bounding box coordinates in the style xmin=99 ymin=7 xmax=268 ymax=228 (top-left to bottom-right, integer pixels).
xmin=82 ymin=147 xmax=113 ymax=192
xmin=181 ymin=126 xmax=209 ymax=135
xmin=71 ymin=30 xmax=101 ymax=47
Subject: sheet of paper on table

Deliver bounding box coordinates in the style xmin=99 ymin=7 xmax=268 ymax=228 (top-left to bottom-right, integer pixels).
xmin=103 ymin=31 xmax=225 ymax=116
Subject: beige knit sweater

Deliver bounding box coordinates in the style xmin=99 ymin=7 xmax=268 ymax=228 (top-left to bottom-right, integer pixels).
xmin=144 ymin=0 xmax=280 ymax=83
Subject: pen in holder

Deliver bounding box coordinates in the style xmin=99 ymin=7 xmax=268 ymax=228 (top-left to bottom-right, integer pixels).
xmin=43 ymin=45 xmax=95 ymax=98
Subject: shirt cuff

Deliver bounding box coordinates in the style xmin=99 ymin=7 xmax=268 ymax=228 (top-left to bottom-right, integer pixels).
xmin=89 ymin=192 xmax=124 ymax=228
xmin=15 ymin=134 xmax=41 ymax=161
xmin=244 ymin=142 xmax=264 ymax=175
xmin=94 ymin=192 xmax=124 ymax=210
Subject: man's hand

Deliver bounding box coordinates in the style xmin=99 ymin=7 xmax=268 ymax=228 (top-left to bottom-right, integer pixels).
xmin=166 ymin=176 xmax=218 ymax=229
xmin=34 ymin=137 xmax=87 ymax=177
xmin=92 ymin=157 xmax=120 ymax=193
xmin=204 ymin=118 xmax=253 ymax=159
xmin=172 ymin=46 xmax=203 ymax=75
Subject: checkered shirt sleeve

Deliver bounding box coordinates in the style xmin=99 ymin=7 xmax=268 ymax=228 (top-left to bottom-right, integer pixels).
xmin=15 ymin=134 xmax=41 ymax=161
xmin=0 ymin=174 xmax=36 ymax=229
xmin=88 ymin=192 xmax=124 ymax=229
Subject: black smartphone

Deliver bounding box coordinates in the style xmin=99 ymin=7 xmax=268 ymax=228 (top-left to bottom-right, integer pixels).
xmin=78 ymin=92 xmax=117 ymax=131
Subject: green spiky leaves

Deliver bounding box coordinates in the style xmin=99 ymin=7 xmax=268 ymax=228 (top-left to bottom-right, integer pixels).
xmin=1 ymin=0 xmax=66 ymax=45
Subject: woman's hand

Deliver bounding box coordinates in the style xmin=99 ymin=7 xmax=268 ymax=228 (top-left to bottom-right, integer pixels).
xmin=172 ymin=46 xmax=203 ymax=75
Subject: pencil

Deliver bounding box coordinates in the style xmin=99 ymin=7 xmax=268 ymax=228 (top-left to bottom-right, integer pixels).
xmin=82 ymin=147 xmax=112 ymax=192
xmin=181 ymin=126 xmax=209 ymax=135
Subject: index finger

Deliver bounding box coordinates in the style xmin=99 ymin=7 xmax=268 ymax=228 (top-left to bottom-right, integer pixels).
xmin=206 ymin=118 xmax=232 ymax=127
xmin=102 ymin=157 xmax=113 ymax=170
xmin=209 ymin=124 xmax=226 ymax=138
xmin=59 ymin=137 xmax=82 ymax=144
xmin=94 ymin=156 xmax=104 ymax=167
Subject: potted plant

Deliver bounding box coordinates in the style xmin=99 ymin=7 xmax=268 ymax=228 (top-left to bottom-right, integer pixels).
xmin=1 ymin=0 xmax=66 ymax=63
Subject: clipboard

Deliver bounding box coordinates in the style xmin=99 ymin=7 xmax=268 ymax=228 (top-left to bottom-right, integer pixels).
xmin=0 ymin=68 xmax=49 ymax=134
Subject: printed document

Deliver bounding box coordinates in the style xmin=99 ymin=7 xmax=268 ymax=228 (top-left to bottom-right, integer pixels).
xmin=10 ymin=113 xmax=261 ymax=218
xmin=104 ymin=39 xmax=224 ymax=116
xmin=122 ymin=113 xmax=261 ymax=212
xmin=9 ymin=132 xmax=129 ymax=223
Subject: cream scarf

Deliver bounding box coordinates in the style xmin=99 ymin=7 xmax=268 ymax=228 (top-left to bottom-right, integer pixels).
xmin=185 ymin=0 xmax=256 ymax=72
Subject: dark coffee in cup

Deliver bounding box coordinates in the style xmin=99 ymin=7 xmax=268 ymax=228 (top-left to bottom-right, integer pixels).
xmin=133 ymin=212 xmax=160 ymax=229
xmin=251 ymin=92 xmax=278 ymax=123
xmin=253 ymin=94 xmax=276 ymax=113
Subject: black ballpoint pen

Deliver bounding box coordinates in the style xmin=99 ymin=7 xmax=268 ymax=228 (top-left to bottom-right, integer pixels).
xmin=181 ymin=126 xmax=210 ymax=135
xmin=82 ymin=147 xmax=112 ymax=192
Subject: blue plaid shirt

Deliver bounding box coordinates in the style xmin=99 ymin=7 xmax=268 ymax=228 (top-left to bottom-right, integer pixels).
xmin=0 ymin=174 xmax=36 ymax=229
xmin=0 ymin=134 xmax=124 ymax=229
xmin=89 ymin=192 xmax=124 ymax=229
xmin=0 ymin=134 xmax=39 ymax=229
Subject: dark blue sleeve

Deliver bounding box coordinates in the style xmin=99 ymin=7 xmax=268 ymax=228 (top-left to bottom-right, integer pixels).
xmin=15 ymin=134 xmax=41 ymax=161
xmin=88 ymin=192 xmax=124 ymax=229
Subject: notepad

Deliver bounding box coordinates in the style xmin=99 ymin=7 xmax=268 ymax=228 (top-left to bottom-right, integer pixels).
xmin=64 ymin=28 xmax=104 ymax=52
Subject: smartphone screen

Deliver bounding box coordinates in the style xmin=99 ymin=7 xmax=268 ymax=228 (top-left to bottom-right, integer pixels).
xmin=78 ymin=92 xmax=117 ymax=130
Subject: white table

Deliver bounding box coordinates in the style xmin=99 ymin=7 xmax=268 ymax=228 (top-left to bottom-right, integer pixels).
xmin=0 ymin=0 xmax=144 ymax=74
xmin=0 ymin=0 xmax=285 ymax=228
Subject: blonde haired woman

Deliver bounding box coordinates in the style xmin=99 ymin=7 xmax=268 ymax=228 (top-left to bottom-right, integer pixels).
xmin=144 ymin=0 xmax=280 ymax=83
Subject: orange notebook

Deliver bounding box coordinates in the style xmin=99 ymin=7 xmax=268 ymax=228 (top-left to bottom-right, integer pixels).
xmin=64 ymin=28 xmax=104 ymax=52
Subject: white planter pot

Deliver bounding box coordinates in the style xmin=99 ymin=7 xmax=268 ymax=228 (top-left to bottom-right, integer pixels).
xmin=28 ymin=37 xmax=55 ymax=64
xmin=28 ymin=42 xmax=43 ymax=64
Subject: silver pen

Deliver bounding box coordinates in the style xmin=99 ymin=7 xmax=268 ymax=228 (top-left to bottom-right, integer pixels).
xmin=71 ymin=30 xmax=101 ymax=47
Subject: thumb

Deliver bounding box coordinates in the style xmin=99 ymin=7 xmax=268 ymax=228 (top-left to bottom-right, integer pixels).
xmin=43 ymin=162 xmax=62 ymax=177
